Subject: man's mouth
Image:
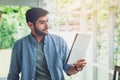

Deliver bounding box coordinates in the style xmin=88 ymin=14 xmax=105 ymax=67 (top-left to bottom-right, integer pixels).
xmin=43 ymin=27 xmax=48 ymax=31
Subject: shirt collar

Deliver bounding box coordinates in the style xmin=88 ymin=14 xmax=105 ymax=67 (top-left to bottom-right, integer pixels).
xmin=29 ymin=33 xmax=49 ymax=44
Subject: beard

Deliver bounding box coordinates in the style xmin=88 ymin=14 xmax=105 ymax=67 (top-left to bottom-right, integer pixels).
xmin=34 ymin=26 xmax=48 ymax=37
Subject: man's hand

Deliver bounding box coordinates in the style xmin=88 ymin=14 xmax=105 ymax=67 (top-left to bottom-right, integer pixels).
xmin=67 ymin=58 xmax=87 ymax=75
xmin=73 ymin=58 xmax=87 ymax=71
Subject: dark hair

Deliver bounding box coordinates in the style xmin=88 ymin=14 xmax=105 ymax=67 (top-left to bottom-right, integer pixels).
xmin=25 ymin=7 xmax=49 ymax=24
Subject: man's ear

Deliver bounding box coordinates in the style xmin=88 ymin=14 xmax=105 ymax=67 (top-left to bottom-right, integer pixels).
xmin=27 ymin=22 xmax=34 ymax=29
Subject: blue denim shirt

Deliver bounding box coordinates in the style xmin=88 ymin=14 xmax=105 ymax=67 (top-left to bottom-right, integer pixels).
xmin=7 ymin=34 xmax=71 ymax=80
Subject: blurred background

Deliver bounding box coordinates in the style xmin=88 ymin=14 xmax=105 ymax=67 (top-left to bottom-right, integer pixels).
xmin=0 ymin=0 xmax=120 ymax=80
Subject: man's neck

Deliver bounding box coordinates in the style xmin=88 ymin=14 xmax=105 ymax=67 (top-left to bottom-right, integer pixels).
xmin=32 ymin=33 xmax=44 ymax=42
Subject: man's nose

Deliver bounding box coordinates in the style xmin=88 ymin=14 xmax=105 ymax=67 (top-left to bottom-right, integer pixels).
xmin=45 ymin=22 xmax=50 ymax=28
xmin=45 ymin=22 xmax=49 ymax=26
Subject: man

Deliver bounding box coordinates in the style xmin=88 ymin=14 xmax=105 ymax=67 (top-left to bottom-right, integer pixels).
xmin=7 ymin=7 xmax=87 ymax=80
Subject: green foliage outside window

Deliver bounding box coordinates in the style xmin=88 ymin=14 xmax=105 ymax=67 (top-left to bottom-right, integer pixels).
xmin=96 ymin=9 xmax=108 ymax=65
xmin=114 ymin=6 xmax=120 ymax=66
xmin=0 ymin=6 xmax=30 ymax=49
xmin=0 ymin=17 xmax=16 ymax=49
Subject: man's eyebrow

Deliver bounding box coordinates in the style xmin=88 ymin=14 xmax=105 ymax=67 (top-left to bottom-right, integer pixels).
xmin=38 ymin=20 xmax=48 ymax=24
xmin=39 ymin=19 xmax=48 ymax=22
xmin=39 ymin=20 xmax=45 ymax=22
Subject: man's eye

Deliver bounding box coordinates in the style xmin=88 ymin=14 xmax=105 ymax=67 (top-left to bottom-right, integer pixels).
xmin=39 ymin=20 xmax=48 ymax=24
xmin=39 ymin=21 xmax=45 ymax=24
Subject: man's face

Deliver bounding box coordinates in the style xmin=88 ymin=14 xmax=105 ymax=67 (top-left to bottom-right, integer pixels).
xmin=34 ymin=15 xmax=49 ymax=36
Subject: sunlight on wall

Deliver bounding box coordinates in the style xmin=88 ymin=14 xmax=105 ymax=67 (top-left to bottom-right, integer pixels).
xmin=0 ymin=49 xmax=11 ymax=78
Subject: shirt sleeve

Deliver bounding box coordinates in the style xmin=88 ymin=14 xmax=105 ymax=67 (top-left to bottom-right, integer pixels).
xmin=7 ymin=41 xmax=22 ymax=80
xmin=61 ymin=39 xmax=71 ymax=76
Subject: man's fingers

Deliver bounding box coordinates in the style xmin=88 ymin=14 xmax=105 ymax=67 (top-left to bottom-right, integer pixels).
xmin=77 ymin=60 xmax=87 ymax=65
xmin=78 ymin=58 xmax=86 ymax=62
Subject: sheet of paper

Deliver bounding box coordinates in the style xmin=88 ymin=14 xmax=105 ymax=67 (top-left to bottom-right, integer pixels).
xmin=66 ymin=33 xmax=91 ymax=64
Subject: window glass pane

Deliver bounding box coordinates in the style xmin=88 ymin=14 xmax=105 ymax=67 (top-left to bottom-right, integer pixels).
xmin=68 ymin=13 xmax=80 ymax=32
xmin=114 ymin=6 xmax=120 ymax=66
xmin=96 ymin=9 xmax=109 ymax=65
xmin=86 ymin=13 xmax=93 ymax=33
xmin=48 ymin=13 xmax=81 ymax=32
xmin=86 ymin=0 xmax=93 ymax=9
xmin=45 ymin=0 xmax=81 ymax=12
xmin=97 ymin=0 xmax=108 ymax=6
xmin=96 ymin=68 xmax=109 ymax=80
xmin=45 ymin=0 xmax=82 ymax=32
